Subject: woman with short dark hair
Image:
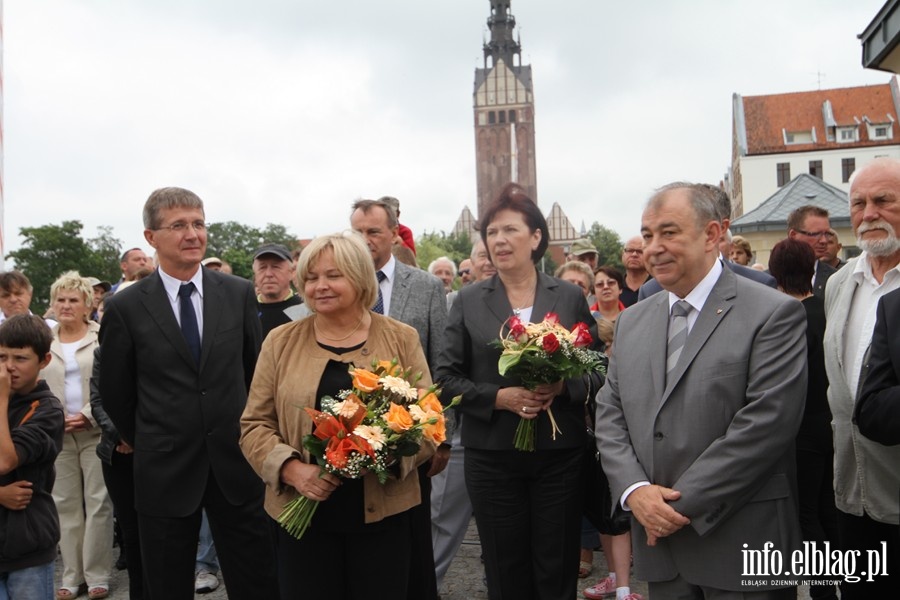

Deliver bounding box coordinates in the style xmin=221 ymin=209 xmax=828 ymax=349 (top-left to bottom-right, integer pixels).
xmin=436 ymin=183 xmax=602 ymax=600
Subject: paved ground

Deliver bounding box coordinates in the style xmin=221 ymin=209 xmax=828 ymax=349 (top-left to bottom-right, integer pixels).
xmin=60 ymin=518 xmax=813 ymax=599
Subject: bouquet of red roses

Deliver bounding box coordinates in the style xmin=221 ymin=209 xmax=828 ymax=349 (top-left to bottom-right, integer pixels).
xmin=494 ymin=312 xmax=603 ymax=451
xmin=278 ymin=358 xmax=459 ymax=540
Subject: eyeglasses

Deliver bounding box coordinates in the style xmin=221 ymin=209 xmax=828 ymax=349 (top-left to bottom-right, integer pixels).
xmin=155 ymin=220 xmax=207 ymax=233
xmin=595 ymin=279 xmax=619 ymax=288
xmin=623 ymin=248 xmax=643 ymax=255
xmin=795 ymin=229 xmax=835 ymax=240
xmin=458 ymin=269 xmax=471 ymax=276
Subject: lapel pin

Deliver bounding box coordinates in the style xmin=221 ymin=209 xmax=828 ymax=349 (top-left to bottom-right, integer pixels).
xmin=716 ymin=308 xmax=723 ymax=315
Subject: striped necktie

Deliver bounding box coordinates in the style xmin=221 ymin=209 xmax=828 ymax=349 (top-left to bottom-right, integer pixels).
xmin=666 ymin=300 xmax=692 ymax=379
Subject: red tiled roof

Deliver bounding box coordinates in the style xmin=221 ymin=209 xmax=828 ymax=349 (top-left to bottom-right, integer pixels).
xmin=742 ymin=82 xmax=897 ymax=155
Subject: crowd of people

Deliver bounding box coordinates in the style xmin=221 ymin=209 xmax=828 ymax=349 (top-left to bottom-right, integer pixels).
xmin=2 ymin=158 xmax=900 ymax=600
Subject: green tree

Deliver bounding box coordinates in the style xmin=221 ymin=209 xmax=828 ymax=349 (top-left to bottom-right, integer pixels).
xmin=205 ymin=221 xmax=298 ymax=280
xmin=587 ymin=223 xmax=624 ymax=270
xmin=5 ymin=220 xmax=122 ymax=314
xmin=415 ymin=231 xmax=472 ymax=271
xmin=88 ymin=226 xmax=126 ymax=283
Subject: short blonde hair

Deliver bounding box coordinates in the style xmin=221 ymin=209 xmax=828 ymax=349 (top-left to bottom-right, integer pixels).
xmin=50 ymin=271 xmax=93 ymax=311
xmin=595 ymin=317 xmax=614 ymax=349
xmin=298 ymin=231 xmax=378 ymax=311
xmin=554 ymin=261 xmax=594 ymax=291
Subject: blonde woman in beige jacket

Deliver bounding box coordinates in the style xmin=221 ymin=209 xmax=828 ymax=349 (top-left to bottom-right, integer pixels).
xmin=42 ymin=272 xmax=112 ymax=600
xmin=240 ymin=232 xmax=435 ymax=599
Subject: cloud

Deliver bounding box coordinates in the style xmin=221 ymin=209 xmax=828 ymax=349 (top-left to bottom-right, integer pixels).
xmin=1 ymin=0 xmax=890 ymax=265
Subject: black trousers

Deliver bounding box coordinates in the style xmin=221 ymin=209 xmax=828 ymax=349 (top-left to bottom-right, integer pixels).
xmin=795 ymin=446 xmax=840 ymax=599
xmin=835 ymin=509 xmax=899 ymax=599
xmin=102 ymin=452 xmax=142 ymax=600
xmin=465 ymin=447 xmax=582 ymax=600
xmin=406 ymin=462 xmax=439 ymax=600
xmin=137 ymin=469 xmax=278 ymax=600
xmin=272 ymin=510 xmax=411 ymax=599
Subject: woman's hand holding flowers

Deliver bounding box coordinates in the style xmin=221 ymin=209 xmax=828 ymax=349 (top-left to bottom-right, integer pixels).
xmin=496 ymin=386 xmax=544 ymax=420
xmin=281 ymin=458 xmax=340 ymax=502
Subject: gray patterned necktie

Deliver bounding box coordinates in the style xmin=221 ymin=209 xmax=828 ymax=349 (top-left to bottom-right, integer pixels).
xmin=666 ymin=300 xmax=692 ymax=378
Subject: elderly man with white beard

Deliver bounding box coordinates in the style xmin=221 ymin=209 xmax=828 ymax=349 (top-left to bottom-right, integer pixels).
xmin=823 ymin=157 xmax=900 ymax=598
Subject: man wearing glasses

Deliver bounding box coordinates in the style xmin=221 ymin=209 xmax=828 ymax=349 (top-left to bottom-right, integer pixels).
xmin=99 ymin=187 xmax=277 ymax=600
xmin=620 ymin=236 xmax=650 ymax=307
xmin=787 ymin=205 xmax=837 ymax=298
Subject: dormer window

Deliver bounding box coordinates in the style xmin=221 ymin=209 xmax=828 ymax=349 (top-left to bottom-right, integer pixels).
xmin=867 ymin=122 xmax=893 ymax=140
xmin=784 ymin=130 xmax=813 ymax=145
xmin=837 ymin=127 xmax=858 ymax=143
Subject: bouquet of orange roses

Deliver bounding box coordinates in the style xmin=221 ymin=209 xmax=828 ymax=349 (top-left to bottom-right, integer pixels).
xmin=278 ymin=358 xmax=460 ymax=540
xmin=494 ymin=312 xmax=603 ymax=451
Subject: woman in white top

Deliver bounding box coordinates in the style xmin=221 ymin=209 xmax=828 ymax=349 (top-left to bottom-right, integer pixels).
xmin=42 ymin=272 xmax=112 ymax=600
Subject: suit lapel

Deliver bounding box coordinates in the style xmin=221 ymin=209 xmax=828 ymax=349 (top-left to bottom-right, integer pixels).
xmin=140 ymin=273 xmax=198 ymax=370
xmin=481 ymin=276 xmax=513 ymax=327
xmin=200 ymin=270 xmax=222 ymax=373
xmin=531 ymin=272 xmax=559 ymax=322
xmin=647 ymin=294 xmax=669 ymax=405
xmin=660 ymin=269 xmax=735 ymax=405
xmin=388 ymin=263 xmax=410 ymax=320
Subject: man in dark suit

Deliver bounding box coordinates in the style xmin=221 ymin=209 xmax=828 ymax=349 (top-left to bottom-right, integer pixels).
xmin=857 ymin=288 xmax=900 ymax=445
xmin=99 ymin=187 xmax=277 ymax=600
xmin=597 ymin=182 xmax=806 ymax=598
xmin=350 ymin=198 xmax=447 ymax=600
xmin=638 ymin=185 xmax=775 ymax=301
xmin=787 ymin=205 xmax=837 ymax=298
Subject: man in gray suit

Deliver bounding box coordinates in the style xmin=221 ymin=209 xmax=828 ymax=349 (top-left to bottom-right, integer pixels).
xmin=638 ymin=185 xmax=775 ymax=301
xmin=350 ymin=198 xmax=448 ymax=600
xmin=823 ymin=158 xmax=900 ymax=598
xmin=596 ymin=182 xmax=806 ymax=599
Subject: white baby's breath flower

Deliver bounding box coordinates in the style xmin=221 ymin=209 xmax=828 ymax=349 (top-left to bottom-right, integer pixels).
xmin=353 ymin=424 xmax=387 ymax=451
xmin=379 ymin=375 xmax=418 ymax=401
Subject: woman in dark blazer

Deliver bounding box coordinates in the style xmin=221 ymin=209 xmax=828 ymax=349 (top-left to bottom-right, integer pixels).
xmin=435 ymin=183 xmax=602 ymax=600
xmin=769 ymin=238 xmax=839 ymax=600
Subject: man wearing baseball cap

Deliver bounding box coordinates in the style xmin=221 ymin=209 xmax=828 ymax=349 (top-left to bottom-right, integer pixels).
xmin=252 ymin=243 xmax=303 ymax=338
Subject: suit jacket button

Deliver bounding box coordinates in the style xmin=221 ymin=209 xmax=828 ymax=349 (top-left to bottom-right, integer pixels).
xmin=654 ymin=432 xmax=664 ymax=441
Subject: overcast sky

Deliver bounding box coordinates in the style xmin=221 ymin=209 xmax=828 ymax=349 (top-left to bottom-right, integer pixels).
xmin=1 ymin=0 xmax=891 ymax=264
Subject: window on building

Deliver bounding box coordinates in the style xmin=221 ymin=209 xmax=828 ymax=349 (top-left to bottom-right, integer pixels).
xmin=499 ymin=111 xmax=506 ymax=123
xmin=777 ymin=162 xmax=791 ymax=187
xmin=785 ymin=130 xmax=813 ymax=144
xmin=842 ymin=158 xmax=856 ymax=183
xmin=509 ymin=110 xmax=516 ymax=123
xmin=488 ymin=111 xmax=496 ymax=124
xmin=809 ymin=160 xmax=823 ymax=178
xmin=838 ymin=127 xmax=858 ymax=142
xmin=870 ymin=124 xmax=893 ymax=140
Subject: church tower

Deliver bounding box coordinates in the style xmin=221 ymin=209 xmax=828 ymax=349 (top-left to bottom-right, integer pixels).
xmin=473 ymin=0 xmax=538 ymax=220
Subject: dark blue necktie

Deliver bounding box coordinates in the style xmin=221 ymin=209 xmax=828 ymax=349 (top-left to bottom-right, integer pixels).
xmin=178 ymin=282 xmax=201 ymax=364
xmin=372 ymin=270 xmax=387 ymax=314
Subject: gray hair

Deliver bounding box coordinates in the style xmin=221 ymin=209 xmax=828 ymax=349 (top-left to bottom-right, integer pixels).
xmin=351 ymin=198 xmax=399 ymax=229
xmin=428 ymin=256 xmax=457 ymax=275
xmin=647 ymin=182 xmax=719 ymax=230
xmin=143 ymin=187 xmax=204 ymax=230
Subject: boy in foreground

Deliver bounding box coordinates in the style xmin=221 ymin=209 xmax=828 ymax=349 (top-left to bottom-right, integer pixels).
xmin=0 ymin=314 xmax=65 ymax=599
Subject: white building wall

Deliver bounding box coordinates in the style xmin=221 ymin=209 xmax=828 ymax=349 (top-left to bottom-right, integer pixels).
xmin=739 ymin=145 xmax=900 ymax=214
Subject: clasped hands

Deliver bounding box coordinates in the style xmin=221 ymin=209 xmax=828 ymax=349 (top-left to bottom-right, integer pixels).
xmin=625 ymin=484 xmax=691 ymax=546
xmin=496 ymin=381 xmax=564 ymax=419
